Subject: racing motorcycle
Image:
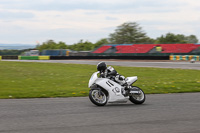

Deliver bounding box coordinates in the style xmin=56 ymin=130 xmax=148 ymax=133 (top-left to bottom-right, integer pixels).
xmin=88 ymin=71 xmax=145 ymax=106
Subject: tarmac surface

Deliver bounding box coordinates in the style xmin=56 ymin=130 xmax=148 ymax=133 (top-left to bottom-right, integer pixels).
xmin=1 ymin=93 xmax=200 ymax=133
xmin=2 ymin=59 xmax=200 ymax=70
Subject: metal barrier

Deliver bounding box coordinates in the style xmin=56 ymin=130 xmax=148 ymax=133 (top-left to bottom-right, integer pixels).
xmin=39 ymin=56 xmax=50 ymax=60
xmin=169 ymin=55 xmax=200 ymax=61
xmin=18 ymin=56 xmax=50 ymax=60
xmin=0 ymin=55 xmax=169 ymax=60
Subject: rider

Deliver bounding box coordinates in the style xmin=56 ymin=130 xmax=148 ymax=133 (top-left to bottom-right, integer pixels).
xmin=97 ymin=62 xmax=130 ymax=90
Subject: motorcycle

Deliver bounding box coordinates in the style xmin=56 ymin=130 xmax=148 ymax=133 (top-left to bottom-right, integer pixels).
xmin=88 ymin=71 xmax=145 ymax=106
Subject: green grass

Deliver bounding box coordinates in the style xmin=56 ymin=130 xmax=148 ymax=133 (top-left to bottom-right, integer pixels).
xmin=0 ymin=61 xmax=200 ymax=99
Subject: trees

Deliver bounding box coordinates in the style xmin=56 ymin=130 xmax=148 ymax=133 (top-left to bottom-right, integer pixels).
xmin=155 ymin=33 xmax=199 ymax=44
xmin=155 ymin=33 xmax=185 ymax=44
xmin=68 ymin=40 xmax=94 ymax=51
xmin=35 ymin=22 xmax=199 ymax=51
xmin=36 ymin=40 xmax=68 ymax=51
xmin=36 ymin=40 xmax=95 ymax=51
xmin=108 ymin=22 xmax=198 ymax=44
xmin=0 ymin=49 xmax=26 ymax=55
xmin=108 ymin=22 xmax=154 ymax=44
xmin=94 ymin=38 xmax=109 ymax=49
xmin=184 ymin=35 xmax=199 ymax=43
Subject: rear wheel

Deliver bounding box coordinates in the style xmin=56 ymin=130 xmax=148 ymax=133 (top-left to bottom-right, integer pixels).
xmin=89 ymin=89 xmax=108 ymax=106
xmin=129 ymin=86 xmax=145 ymax=104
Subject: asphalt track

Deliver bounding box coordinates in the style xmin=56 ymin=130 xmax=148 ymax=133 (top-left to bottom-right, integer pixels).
xmin=1 ymin=60 xmax=200 ymax=133
xmin=3 ymin=59 xmax=200 ymax=70
xmin=1 ymin=93 xmax=200 ymax=133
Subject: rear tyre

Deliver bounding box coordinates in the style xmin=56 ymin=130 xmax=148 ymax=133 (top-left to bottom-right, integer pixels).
xmin=89 ymin=89 xmax=108 ymax=106
xmin=129 ymin=86 xmax=145 ymax=104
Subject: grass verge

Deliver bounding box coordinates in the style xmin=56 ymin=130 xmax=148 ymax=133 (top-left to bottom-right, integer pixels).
xmin=0 ymin=61 xmax=200 ymax=98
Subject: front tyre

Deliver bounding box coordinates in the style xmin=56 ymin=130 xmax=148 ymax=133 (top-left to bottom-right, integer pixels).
xmin=89 ymin=89 xmax=108 ymax=106
xmin=129 ymin=86 xmax=145 ymax=104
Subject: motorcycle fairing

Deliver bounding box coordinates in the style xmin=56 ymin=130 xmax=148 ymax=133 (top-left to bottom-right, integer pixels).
xmin=95 ymin=78 xmax=129 ymax=103
xmin=126 ymin=76 xmax=138 ymax=85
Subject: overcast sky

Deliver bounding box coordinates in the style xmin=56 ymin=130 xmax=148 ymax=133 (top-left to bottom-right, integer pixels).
xmin=0 ymin=0 xmax=200 ymax=45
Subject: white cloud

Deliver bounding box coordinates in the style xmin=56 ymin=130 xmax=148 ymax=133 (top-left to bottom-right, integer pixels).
xmin=0 ymin=0 xmax=200 ymax=44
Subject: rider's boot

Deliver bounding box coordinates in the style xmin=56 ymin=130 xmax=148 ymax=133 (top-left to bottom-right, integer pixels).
xmin=121 ymin=83 xmax=131 ymax=96
xmin=121 ymin=87 xmax=126 ymax=95
xmin=120 ymin=80 xmax=131 ymax=95
xmin=123 ymin=82 xmax=132 ymax=90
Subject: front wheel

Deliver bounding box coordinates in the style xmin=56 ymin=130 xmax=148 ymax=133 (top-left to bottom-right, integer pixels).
xmin=89 ymin=89 xmax=108 ymax=106
xmin=129 ymin=86 xmax=145 ymax=104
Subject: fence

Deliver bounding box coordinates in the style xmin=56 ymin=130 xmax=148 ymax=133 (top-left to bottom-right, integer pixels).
xmin=1 ymin=55 xmax=169 ymax=60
